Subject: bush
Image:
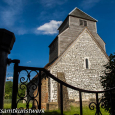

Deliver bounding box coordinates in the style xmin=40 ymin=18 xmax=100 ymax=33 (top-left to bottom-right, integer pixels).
xmin=100 ymin=53 xmax=115 ymax=114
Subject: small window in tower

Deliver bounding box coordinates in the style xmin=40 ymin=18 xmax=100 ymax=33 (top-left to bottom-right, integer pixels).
xmin=84 ymin=21 xmax=87 ymax=26
xmin=85 ymin=58 xmax=88 ymax=69
xmin=80 ymin=20 xmax=83 ymax=25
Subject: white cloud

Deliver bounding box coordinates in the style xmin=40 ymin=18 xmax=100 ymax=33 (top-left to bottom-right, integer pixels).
xmin=7 ymin=76 xmax=13 ymax=80
xmin=36 ymin=20 xmax=62 ymax=35
xmin=27 ymin=61 xmax=31 ymax=63
xmin=81 ymin=0 xmax=100 ymax=10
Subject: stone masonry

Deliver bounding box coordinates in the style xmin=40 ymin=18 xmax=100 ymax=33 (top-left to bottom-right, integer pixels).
xmin=48 ymin=28 xmax=108 ymax=102
xmin=31 ymin=7 xmax=109 ymax=110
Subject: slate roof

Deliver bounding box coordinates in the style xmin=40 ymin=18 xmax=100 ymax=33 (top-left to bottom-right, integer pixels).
xmin=69 ymin=7 xmax=97 ymax=22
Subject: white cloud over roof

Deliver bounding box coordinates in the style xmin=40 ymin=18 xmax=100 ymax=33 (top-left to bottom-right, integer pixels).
xmin=37 ymin=20 xmax=62 ymax=35
xmin=7 ymin=76 xmax=13 ymax=80
xmin=27 ymin=61 xmax=31 ymax=63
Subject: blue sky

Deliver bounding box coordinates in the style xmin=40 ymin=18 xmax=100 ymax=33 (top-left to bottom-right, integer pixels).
xmin=1 ymin=0 xmax=114 ymax=80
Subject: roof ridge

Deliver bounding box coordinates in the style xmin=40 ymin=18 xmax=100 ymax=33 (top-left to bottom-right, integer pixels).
xmin=69 ymin=7 xmax=98 ymax=22
xmin=69 ymin=7 xmax=77 ymax=15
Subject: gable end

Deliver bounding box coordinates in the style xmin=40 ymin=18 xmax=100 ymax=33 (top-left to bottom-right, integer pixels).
xmin=69 ymin=7 xmax=97 ymax=22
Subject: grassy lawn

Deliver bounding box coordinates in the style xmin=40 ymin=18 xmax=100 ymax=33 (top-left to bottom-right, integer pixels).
xmin=4 ymin=104 xmax=109 ymax=115
xmin=44 ymin=106 xmax=109 ymax=115
xmin=4 ymin=103 xmax=32 ymax=109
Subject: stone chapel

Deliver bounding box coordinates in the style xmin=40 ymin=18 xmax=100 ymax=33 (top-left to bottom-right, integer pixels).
xmin=32 ymin=7 xmax=109 ymax=110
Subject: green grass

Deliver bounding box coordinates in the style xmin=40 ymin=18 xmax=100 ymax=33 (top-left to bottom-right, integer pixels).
xmin=4 ymin=103 xmax=32 ymax=109
xmin=3 ymin=103 xmax=32 ymax=115
xmin=4 ymin=104 xmax=109 ymax=115
xmin=43 ymin=106 xmax=109 ymax=115
xmin=4 ymin=103 xmax=11 ymax=109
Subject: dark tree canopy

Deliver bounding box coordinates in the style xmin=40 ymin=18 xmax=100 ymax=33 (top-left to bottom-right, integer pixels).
xmin=100 ymin=53 xmax=115 ymax=114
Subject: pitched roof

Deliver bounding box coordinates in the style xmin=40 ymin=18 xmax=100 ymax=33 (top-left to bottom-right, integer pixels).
xmin=49 ymin=36 xmax=58 ymax=47
xmin=58 ymin=7 xmax=97 ymax=31
xmin=69 ymin=7 xmax=97 ymax=22
xmin=45 ymin=28 xmax=109 ymax=70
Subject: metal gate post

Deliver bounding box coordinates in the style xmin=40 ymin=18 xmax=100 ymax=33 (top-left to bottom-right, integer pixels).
xmin=11 ymin=60 xmax=20 ymax=111
xmin=0 ymin=29 xmax=15 ymax=111
xmin=96 ymin=93 xmax=99 ymax=115
xmin=38 ymin=70 xmax=41 ymax=115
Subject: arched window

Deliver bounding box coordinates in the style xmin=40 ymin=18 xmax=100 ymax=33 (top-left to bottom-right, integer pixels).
xmin=85 ymin=58 xmax=88 ymax=69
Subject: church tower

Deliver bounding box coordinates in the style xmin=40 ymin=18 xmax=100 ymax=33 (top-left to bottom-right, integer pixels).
xmin=47 ymin=7 xmax=109 ymax=103
xmin=49 ymin=7 xmax=106 ymax=63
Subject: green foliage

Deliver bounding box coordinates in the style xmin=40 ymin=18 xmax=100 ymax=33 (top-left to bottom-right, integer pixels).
xmin=100 ymin=53 xmax=115 ymax=114
xmin=5 ymin=81 xmax=26 ymax=99
xmin=17 ymin=83 xmax=26 ymax=99
xmin=5 ymin=81 xmax=13 ymax=99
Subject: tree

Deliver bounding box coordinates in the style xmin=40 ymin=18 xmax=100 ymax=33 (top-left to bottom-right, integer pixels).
xmin=100 ymin=53 xmax=115 ymax=114
xmin=5 ymin=81 xmax=26 ymax=99
xmin=17 ymin=83 xmax=26 ymax=99
xmin=5 ymin=81 xmax=13 ymax=99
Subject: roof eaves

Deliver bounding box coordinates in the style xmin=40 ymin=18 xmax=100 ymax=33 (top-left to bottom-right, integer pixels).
xmin=49 ymin=36 xmax=58 ymax=47
xmin=69 ymin=15 xmax=97 ymax=22
xmin=57 ymin=16 xmax=69 ymax=30
xmin=96 ymin=33 xmax=106 ymax=44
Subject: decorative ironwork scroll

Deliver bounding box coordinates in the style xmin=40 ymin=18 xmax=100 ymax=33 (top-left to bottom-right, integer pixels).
xmin=89 ymin=97 xmax=105 ymax=115
xmin=17 ymin=70 xmax=39 ymax=110
xmin=9 ymin=59 xmax=115 ymax=115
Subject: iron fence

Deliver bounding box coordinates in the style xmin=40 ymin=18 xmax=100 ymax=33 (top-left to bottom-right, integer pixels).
xmin=8 ymin=59 xmax=115 ymax=115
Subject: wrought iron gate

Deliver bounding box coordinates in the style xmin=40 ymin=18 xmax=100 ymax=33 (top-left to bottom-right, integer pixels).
xmin=8 ymin=59 xmax=115 ymax=115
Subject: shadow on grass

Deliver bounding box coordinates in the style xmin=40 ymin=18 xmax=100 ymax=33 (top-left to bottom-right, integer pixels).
xmin=43 ymin=111 xmax=65 ymax=115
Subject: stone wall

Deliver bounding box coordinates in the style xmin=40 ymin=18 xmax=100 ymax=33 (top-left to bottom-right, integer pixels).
xmin=46 ymin=102 xmax=58 ymax=110
xmin=49 ymin=29 xmax=108 ymax=102
xmin=57 ymin=72 xmax=70 ymax=111
xmin=33 ymin=77 xmax=48 ymax=110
